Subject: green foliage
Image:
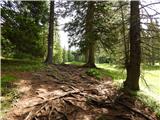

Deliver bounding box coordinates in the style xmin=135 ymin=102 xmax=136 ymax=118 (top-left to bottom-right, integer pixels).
xmin=1 ymin=36 xmax=16 ymax=58
xmin=13 ymin=51 xmax=35 ymax=59
xmin=67 ymin=49 xmax=75 ymax=62
xmin=141 ymin=21 xmax=160 ymax=65
xmin=1 ymin=1 xmax=48 ymax=58
xmin=59 ymin=1 xmax=119 ymax=53
xmin=62 ymin=48 xmax=67 ymax=63
xmin=53 ymin=30 xmax=63 ymax=64
xmin=86 ymin=69 xmax=101 ymax=79
xmin=1 ymin=59 xmax=45 ymax=72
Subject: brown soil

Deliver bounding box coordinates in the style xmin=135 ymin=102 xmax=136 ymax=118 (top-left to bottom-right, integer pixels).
xmin=2 ymin=64 xmax=159 ymax=120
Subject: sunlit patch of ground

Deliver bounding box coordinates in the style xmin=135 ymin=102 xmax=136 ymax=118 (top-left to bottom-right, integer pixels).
xmin=140 ymin=70 xmax=160 ymax=103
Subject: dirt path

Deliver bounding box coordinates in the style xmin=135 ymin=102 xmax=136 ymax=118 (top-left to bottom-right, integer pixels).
xmin=3 ymin=64 xmax=159 ymax=120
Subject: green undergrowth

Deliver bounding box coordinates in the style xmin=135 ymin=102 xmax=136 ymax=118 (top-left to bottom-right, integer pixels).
xmin=1 ymin=59 xmax=45 ymax=72
xmin=86 ymin=69 xmax=101 ymax=79
xmin=137 ymin=93 xmax=160 ymax=118
xmin=1 ymin=75 xmax=20 ymax=117
xmin=66 ymin=61 xmax=85 ymax=66
xmin=85 ymin=63 xmax=126 ymax=81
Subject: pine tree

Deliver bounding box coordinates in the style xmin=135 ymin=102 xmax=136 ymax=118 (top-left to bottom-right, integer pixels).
xmin=124 ymin=1 xmax=141 ymax=91
xmin=45 ymin=1 xmax=54 ymax=64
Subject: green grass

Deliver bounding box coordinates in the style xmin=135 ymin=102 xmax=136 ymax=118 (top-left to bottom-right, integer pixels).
xmin=1 ymin=59 xmax=45 ymax=72
xmin=65 ymin=61 xmax=85 ymax=66
xmin=137 ymin=93 xmax=160 ymax=117
xmin=66 ymin=62 xmax=125 ymax=80
xmin=1 ymin=75 xmax=19 ymax=117
xmin=142 ymin=65 xmax=160 ymax=70
xmin=140 ymin=69 xmax=160 ymax=104
xmin=1 ymin=75 xmax=17 ymax=95
xmin=96 ymin=63 xmax=126 ymax=80
xmin=86 ymin=69 xmax=101 ymax=79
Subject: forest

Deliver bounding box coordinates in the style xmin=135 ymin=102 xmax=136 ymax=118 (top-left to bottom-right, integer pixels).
xmin=1 ymin=0 xmax=160 ymax=120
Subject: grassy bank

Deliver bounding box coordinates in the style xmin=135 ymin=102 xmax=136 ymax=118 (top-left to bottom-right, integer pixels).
xmin=1 ymin=59 xmax=45 ymax=72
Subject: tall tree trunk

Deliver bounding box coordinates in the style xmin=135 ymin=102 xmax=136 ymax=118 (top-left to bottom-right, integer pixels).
xmin=86 ymin=42 xmax=96 ymax=67
xmin=45 ymin=1 xmax=54 ymax=64
xmin=84 ymin=1 xmax=96 ymax=68
xmin=84 ymin=48 xmax=89 ymax=63
xmin=124 ymin=1 xmax=141 ymax=91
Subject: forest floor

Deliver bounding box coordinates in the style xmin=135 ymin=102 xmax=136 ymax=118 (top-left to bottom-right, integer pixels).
xmin=1 ymin=64 xmax=160 ymax=120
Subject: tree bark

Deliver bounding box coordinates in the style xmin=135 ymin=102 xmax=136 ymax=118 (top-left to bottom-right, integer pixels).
xmin=83 ymin=1 xmax=96 ymax=68
xmin=124 ymin=1 xmax=141 ymax=91
xmin=84 ymin=48 xmax=89 ymax=63
xmin=45 ymin=1 xmax=54 ymax=64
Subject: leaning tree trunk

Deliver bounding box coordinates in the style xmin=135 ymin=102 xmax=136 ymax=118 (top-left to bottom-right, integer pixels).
xmin=124 ymin=1 xmax=141 ymax=91
xmin=83 ymin=1 xmax=96 ymax=68
xmin=45 ymin=1 xmax=54 ymax=64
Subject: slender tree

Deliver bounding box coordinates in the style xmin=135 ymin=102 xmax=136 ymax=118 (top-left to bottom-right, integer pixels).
xmin=124 ymin=1 xmax=141 ymax=90
xmin=45 ymin=1 xmax=54 ymax=64
xmin=62 ymin=47 xmax=66 ymax=64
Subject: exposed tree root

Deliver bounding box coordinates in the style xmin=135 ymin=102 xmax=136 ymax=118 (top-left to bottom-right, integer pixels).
xmin=5 ymin=65 xmax=159 ymax=120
